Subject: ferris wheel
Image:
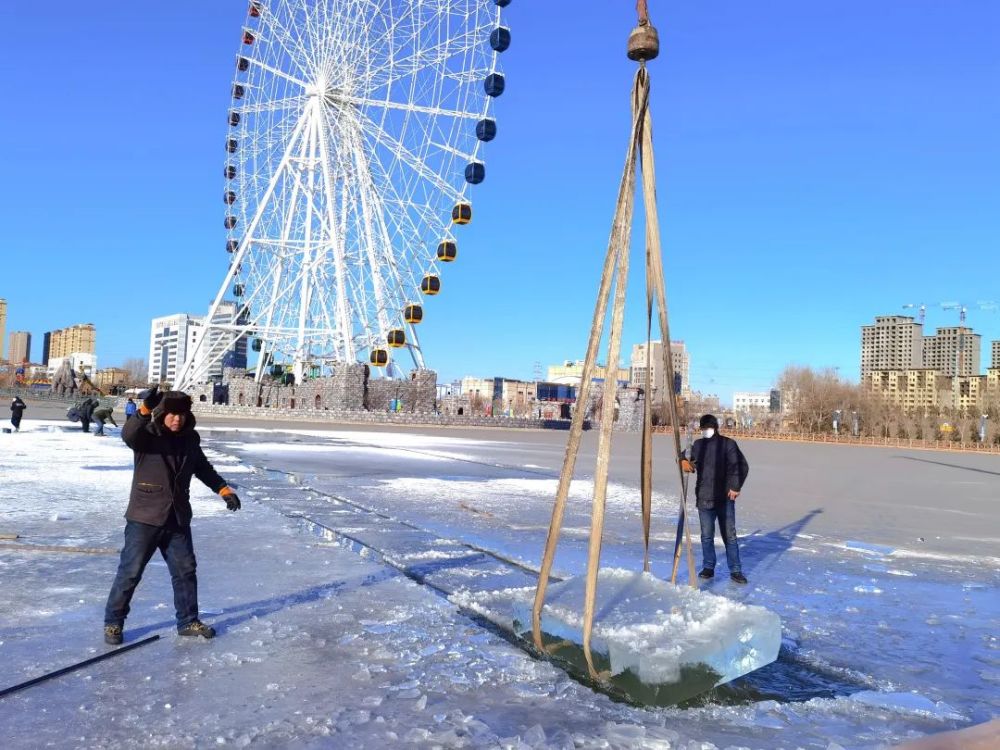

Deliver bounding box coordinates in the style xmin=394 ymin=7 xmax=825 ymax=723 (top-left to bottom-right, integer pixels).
xmin=175 ymin=0 xmax=511 ymax=389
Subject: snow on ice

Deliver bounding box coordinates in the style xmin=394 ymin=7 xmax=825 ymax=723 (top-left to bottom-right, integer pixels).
xmin=1 ymin=421 xmax=997 ymax=749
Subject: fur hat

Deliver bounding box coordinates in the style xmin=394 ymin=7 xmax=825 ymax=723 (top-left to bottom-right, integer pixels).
xmin=157 ymin=391 xmax=193 ymax=416
xmin=699 ymin=414 xmax=719 ymax=430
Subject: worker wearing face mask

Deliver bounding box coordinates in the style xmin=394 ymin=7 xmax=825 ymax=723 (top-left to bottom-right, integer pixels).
xmin=680 ymin=414 xmax=750 ymax=584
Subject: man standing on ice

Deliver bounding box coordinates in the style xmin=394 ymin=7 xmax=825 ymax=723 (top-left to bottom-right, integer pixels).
xmin=681 ymin=414 xmax=749 ymax=584
xmin=103 ymin=386 xmax=241 ymax=645
xmin=10 ymin=396 xmax=27 ymax=431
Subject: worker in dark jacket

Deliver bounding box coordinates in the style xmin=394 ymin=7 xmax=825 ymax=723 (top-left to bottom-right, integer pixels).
xmin=93 ymin=405 xmax=117 ymax=436
xmin=681 ymin=414 xmax=748 ymax=584
xmin=10 ymin=397 xmax=27 ymax=431
xmin=78 ymin=397 xmax=98 ymax=434
xmin=103 ymin=386 xmax=241 ymax=645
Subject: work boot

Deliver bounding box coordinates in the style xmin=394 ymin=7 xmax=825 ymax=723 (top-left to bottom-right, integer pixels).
xmin=104 ymin=624 xmax=124 ymax=645
xmin=730 ymin=572 xmax=748 ymax=585
xmin=177 ymin=620 xmax=216 ymax=639
xmin=698 ymin=568 xmax=715 ymax=580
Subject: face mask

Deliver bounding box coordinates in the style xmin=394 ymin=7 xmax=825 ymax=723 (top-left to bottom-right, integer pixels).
xmin=702 ymin=428 xmax=715 ymax=440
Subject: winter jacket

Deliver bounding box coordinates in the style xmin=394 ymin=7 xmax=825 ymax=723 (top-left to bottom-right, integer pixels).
xmin=121 ymin=408 xmax=228 ymax=527
xmin=690 ymin=434 xmax=744 ymax=510
xmin=78 ymin=398 xmax=98 ymax=421
xmin=124 ymin=401 xmax=138 ymax=418
xmin=10 ymin=398 xmax=26 ymax=416
xmin=94 ymin=407 xmax=117 ymax=425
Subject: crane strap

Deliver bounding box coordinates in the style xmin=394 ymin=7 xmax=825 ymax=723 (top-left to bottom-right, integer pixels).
xmin=531 ymin=64 xmax=696 ymax=680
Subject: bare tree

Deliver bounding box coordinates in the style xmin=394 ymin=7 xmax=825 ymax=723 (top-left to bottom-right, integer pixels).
xmin=121 ymin=358 xmax=149 ymax=387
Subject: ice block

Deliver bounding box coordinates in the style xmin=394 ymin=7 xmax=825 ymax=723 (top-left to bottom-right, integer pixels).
xmin=452 ymin=567 xmax=782 ymax=705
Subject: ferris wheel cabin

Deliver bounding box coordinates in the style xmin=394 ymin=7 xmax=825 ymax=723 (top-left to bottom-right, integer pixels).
xmin=404 ymin=305 xmax=423 ymax=324
xmin=387 ymin=330 xmax=406 ymax=348
xmin=476 ymin=118 xmax=497 ymax=142
xmin=421 ymin=275 xmax=441 ymax=295
xmin=465 ymin=162 xmax=485 ymax=185
xmin=369 ymin=349 xmax=389 ymax=368
xmin=484 ymin=73 xmax=505 ymax=97
xmin=452 ymin=202 xmax=472 ymax=224
xmin=437 ymin=240 xmax=457 ymax=262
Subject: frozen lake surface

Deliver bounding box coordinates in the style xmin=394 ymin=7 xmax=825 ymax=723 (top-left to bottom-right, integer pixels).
xmin=0 ymin=419 xmax=996 ymax=749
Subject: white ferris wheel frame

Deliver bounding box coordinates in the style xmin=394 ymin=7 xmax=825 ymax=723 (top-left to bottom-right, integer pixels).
xmin=175 ymin=0 xmax=506 ymax=390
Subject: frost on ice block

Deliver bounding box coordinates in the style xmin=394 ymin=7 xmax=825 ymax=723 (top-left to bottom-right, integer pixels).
xmin=452 ymin=568 xmax=781 ymax=705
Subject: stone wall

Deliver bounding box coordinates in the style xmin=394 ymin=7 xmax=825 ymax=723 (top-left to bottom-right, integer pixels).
xmin=188 ymin=365 xmax=431 ymax=414
xmin=190 ymin=402 xmax=581 ymax=431
xmin=182 ymin=368 xmax=644 ymax=432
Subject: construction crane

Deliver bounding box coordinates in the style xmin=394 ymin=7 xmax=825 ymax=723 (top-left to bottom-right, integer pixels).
xmin=902 ymin=301 xmax=998 ymax=325
xmin=901 ymin=303 xmax=927 ymax=323
xmin=902 ymin=301 xmax=998 ymax=377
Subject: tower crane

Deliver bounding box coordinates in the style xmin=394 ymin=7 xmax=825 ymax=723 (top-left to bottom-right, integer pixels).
xmin=902 ymin=301 xmax=998 ymax=377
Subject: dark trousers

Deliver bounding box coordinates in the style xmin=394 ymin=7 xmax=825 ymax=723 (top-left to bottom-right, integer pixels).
xmin=80 ymin=418 xmax=91 ymax=433
xmin=11 ymin=414 xmax=22 ymax=429
xmin=105 ymin=519 xmax=199 ymax=628
xmin=698 ymin=500 xmax=742 ymax=573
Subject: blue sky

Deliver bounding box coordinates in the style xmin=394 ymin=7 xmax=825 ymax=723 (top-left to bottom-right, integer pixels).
xmin=2 ymin=1 xmax=998 ymax=402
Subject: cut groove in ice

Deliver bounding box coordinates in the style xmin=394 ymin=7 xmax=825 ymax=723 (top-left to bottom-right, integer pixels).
xmin=452 ymin=568 xmax=781 ymax=705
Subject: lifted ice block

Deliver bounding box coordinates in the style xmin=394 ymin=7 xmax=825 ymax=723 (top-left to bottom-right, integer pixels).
xmin=453 ymin=568 xmax=781 ymax=705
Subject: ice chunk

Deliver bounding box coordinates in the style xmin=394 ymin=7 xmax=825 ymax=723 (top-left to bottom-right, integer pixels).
xmin=453 ymin=568 xmax=781 ymax=705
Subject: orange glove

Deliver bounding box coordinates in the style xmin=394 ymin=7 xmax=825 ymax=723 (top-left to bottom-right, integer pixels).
xmin=680 ymin=459 xmax=695 ymax=473
xmin=219 ymin=486 xmax=241 ymax=511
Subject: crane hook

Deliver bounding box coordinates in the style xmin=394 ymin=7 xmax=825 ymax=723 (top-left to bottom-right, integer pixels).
xmin=628 ymin=0 xmax=660 ymax=61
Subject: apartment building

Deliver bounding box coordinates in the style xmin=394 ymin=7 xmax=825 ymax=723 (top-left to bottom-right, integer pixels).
xmin=860 ymin=316 xmax=923 ymax=380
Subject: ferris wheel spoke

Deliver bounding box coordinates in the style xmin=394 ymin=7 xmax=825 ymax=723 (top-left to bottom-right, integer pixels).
xmin=237 ymin=93 xmax=308 ymax=116
xmin=343 ymin=95 xmax=482 ymax=121
xmin=246 ymin=56 xmax=311 ymax=91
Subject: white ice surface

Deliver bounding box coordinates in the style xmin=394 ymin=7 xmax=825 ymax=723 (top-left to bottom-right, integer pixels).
xmin=455 ymin=568 xmax=781 ymax=686
xmin=1 ymin=422 xmax=996 ymax=750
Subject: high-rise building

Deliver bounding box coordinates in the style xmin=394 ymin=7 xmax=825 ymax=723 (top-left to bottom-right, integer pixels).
xmin=149 ymin=314 xmax=202 ymax=385
xmin=628 ymin=340 xmax=690 ymax=396
xmin=923 ymin=326 xmax=981 ymax=377
xmin=992 ymin=340 xmax=1000 ymax=369
xmin=860 ymin=316 xmax=923 ymax=380
xmin=211 ymin=301 xmax=248 ymax=378
xmin=7 ymin=331 xmax=31 ymax=364
xmin=149 ymin=304 xmax=248 ymax=385
xmin=42 ymin=331 xmax=51 ymax=365
xmin=0 ymin=298 xmax=7 ymax=361
xmin=48 ymin=324 xmax=96 ymax=359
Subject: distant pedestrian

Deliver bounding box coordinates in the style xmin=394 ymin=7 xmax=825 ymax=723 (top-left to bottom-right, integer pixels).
xmin=103 ymin=386 xmax=241 ymax=646
xmin=681 ymin=414 xmax=750 ymax=584
xmin=78 ymin=397 xmax=98 ymax=434
xmin=124 ymin=398 xmax=138 ymax=419
xmin=10 ymin=397 xmax=27 ymax=432
xmin=93 ymin=405 xmax=118 ymax=436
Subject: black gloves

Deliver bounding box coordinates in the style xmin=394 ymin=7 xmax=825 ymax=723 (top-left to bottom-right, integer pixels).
xmin=139 ymin=384 xmax=162 ymax=412
xmin=223 ymin=492 xmax=241 ymax=512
